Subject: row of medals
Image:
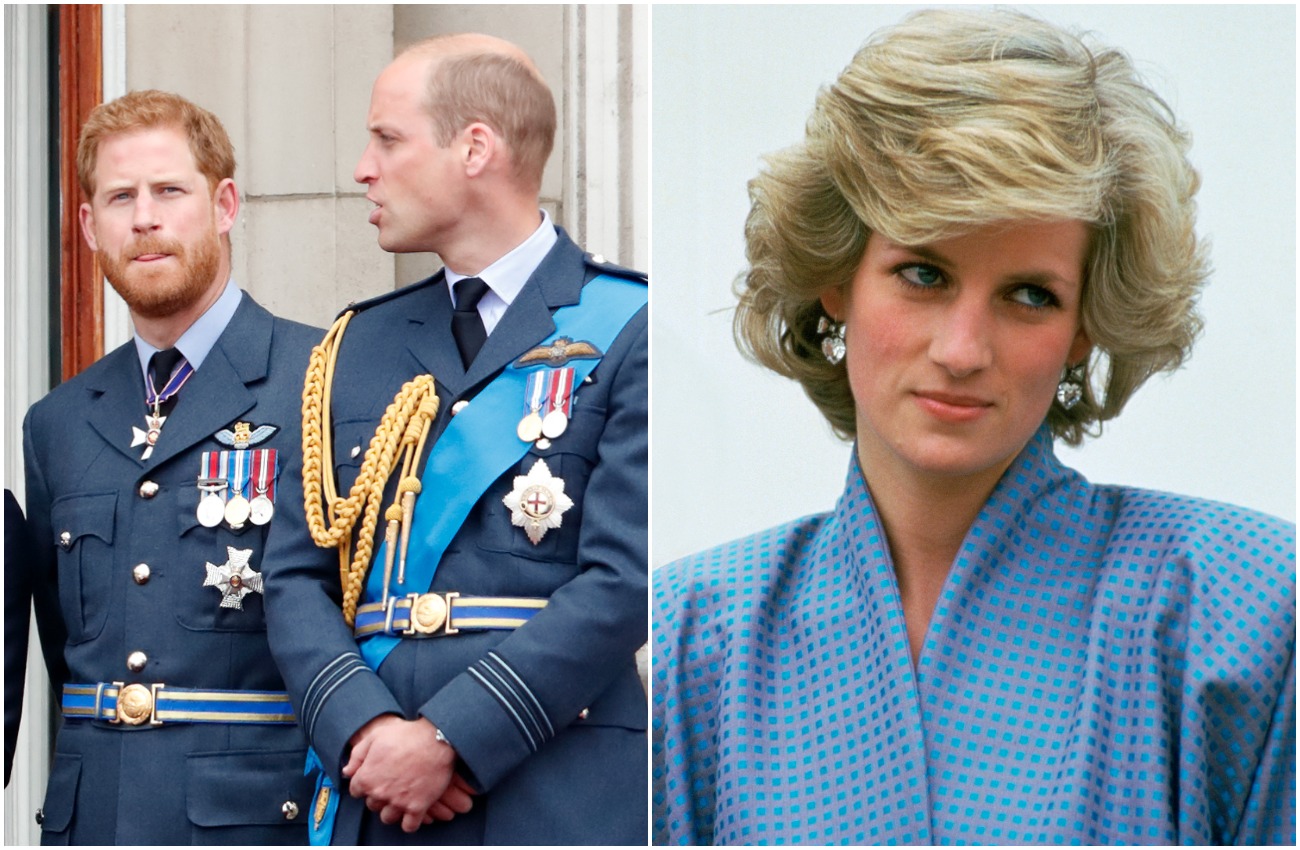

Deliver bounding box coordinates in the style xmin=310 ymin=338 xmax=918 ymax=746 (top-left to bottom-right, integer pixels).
xmin=197 ymin=479 xmax=273 ymax=529
xmin=517 ymin=404 xmax=567 ymax=447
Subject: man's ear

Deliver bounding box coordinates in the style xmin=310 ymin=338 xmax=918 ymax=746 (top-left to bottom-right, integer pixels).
xmin=463 ymin=122 xmax=497 ymax=179
xmin=212 ymin=178 xmax=239 ymax=236
xmin=78 ymin=203 xmax=99 ymax=252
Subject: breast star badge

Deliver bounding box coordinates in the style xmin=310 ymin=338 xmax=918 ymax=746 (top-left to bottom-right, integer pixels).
xmin=502 ymin=459 xmax=574 ymax=545
xmin=203 ymin=546 xmax=264 ymax=609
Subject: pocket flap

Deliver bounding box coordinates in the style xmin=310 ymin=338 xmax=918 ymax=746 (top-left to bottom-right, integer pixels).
xmin=574 ymin=666 xmax=648 ymax=731
xmin=49 ymin=491 xmax=116 ymax=547
xmin=41 ymin=753 xmax=82 ymax=833
xmin=185 ymin=749 xmax=313 ymax=827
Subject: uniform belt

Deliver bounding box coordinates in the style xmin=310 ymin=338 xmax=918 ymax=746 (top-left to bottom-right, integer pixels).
xmin=62 ymin=683 xmax=296 ymax=727
xmin=353 ymin=593 xmax=547 ymax=639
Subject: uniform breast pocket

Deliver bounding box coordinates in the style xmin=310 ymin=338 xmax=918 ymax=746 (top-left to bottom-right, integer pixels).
xmin=49 ymin=491 xmax=117 ymax=644
xmin=479 ymin=404 xmax=605 ymax=564
xmin=175 ymin=487 xmax=267 ymax=632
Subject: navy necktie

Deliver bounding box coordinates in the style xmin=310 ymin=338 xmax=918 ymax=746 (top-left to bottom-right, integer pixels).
xmin=148 ymin=347 xmax=186 ymax=417
xmin=451 ymin=277 xmax=491 ymax=368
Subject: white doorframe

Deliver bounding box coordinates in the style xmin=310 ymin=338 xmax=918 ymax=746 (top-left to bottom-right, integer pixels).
xmin=4 ymin=6 xmax=54 ymax=845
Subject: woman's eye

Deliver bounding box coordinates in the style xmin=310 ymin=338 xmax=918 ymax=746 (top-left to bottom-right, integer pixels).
xmin=1009 ymin=285 xmax=1058 ymax=309
xmin=898 ymin=264 xmax=943 ymax=288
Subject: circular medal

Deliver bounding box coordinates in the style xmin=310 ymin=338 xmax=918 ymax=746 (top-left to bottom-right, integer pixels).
xmin=541 ymin=409 xmax=568 ymax=439
xmin=197 ymin=492 xmax=225 ymax=528
xmin=249 ymin=495 xmax=274 ymax=526
xmin=516 ymin=412 xmax=543 ymax=443
xmin=224 ymin=495 xmax=251 ymax=527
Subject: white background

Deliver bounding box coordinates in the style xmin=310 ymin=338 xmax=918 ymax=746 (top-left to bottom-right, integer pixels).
xmin=650 ymin=4 xmax=1296 ymax=567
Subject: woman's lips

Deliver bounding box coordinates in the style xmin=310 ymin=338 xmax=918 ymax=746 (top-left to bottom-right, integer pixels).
xmin=912 ymin=390 xmax=993 ymax=423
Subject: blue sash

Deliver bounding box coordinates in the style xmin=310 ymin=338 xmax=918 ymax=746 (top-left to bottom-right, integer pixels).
xmin=307 ymin=273 xmax=646 ymax=845
xmin=358 ymin=273 xmax=646 ymax=669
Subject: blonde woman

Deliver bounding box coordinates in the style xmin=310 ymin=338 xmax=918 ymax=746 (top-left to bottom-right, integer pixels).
xmin=652 ymin=9 xmax=1295 ymax=845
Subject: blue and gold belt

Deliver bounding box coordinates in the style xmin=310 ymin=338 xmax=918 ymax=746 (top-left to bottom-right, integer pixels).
xmin=353 ymin=593 xmax=547 ymax=639
xmin=62 ymin=683 xmax=295 ymax=726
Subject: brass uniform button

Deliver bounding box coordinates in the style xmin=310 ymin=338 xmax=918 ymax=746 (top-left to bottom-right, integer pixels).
xmin=138 ymin=480 xmax=159 ymax=499
xmin=282 ymin=800 xmax=299 ymax=820
xmin=132 ymin=563 xmax=151 ymax=585
xmin=451 ymin=400 xmax=470 ymax=415
xmin=126 ymin=651 xmax=148 ymax=672
xmin=59 ymin=531 xmax=72 ymax=551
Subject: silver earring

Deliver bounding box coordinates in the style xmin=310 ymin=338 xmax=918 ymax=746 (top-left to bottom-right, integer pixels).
xmin=1056 ymin=363 xmax=1085 ymax=410
xmin=817 ymin=316 xmax=846 ymax=365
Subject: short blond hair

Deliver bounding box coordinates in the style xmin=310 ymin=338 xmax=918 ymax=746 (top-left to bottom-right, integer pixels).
xmin=404 ymin=36 xmax=556 ymax=191
xmin=77 ymin=89 xmax=235 ymax=199
xmin=735 ymin=9 xmax=1209 ymax=445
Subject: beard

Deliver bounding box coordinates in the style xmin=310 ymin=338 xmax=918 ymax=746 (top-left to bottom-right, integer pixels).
xmin=98 ymin=228 xmax=222 ymax=320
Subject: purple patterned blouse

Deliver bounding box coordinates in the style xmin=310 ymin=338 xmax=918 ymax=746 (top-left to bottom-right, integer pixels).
xmin=653 ymin=427 xmax=1295 ymax=844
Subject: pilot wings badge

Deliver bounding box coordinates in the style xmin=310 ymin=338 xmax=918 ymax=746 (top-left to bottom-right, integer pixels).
xmin=214 ymin=421 xmax=278 ymax=450
xmin=513 ymin=337 xmax=603 ymax=369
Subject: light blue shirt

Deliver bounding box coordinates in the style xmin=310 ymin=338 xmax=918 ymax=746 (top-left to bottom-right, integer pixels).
xmin=445 ymin=210 xmax=557 ymax=335
xmin=133 ymin=278 xmax=242 ymax=380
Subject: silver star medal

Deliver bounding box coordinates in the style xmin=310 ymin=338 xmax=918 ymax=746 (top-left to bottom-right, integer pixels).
xmin=130 ymin=413 xmax=167 ymax=460
xmin=502 ymin=459 xmax=574 ymax=545
xmin=203 ymin=546 xmax=264 ymax=609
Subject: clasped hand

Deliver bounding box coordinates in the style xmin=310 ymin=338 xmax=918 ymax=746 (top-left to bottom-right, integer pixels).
xmin=343 ymin=714 xmax=476 ymax=833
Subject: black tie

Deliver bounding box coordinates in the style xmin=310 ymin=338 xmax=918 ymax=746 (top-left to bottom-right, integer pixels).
xmin=451 ymin=277 xmax=490 ymax=368
xmin=148 ymin=347 xmax=185 ymax=417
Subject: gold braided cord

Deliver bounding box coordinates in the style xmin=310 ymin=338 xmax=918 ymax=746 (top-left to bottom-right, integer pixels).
xmin=301 ymin=311 xmax=439 ymax=625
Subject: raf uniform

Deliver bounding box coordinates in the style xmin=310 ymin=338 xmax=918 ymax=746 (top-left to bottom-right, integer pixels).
xmin=264 ymin=223 xmax=648 ymax=845
xmin=22 ymin=285 xmax=321 ymax=844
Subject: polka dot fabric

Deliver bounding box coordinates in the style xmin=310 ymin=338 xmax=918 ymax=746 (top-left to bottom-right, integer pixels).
xmin=653 ymin=427 xmax=1296 ymax=845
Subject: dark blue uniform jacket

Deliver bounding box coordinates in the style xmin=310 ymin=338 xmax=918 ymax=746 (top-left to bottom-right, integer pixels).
xmin=22 ymin=294 xmax=321 ymax=844
xmin=263 ymin=228 xmax=648 ymax=844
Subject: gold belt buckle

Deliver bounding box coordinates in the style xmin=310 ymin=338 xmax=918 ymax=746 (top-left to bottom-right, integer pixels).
xmin=403 ymin=592 xmax=460 ymax=636
xmin=112 ymin=682 xmax=164 ymax=726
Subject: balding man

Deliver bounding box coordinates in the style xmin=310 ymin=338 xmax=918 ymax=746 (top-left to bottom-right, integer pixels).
xmin=263 ymin=34 xmax=648 ymax=845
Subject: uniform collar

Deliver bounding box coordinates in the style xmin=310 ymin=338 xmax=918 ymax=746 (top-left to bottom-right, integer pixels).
xmin=133 ymin=278 xmax=242 ymax=378
xmin=445 ymin=210 xmax=557 ymax=310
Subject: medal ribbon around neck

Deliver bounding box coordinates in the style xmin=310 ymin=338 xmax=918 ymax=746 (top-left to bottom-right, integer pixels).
xmin=146 ymin=357 xmax=195 ymax=412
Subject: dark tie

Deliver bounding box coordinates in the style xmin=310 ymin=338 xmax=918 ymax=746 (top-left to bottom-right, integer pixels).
xmin=148 ymin=347 xmax=186 ymax=417
xmin=451 ymin=277 xmax=491 ymax=368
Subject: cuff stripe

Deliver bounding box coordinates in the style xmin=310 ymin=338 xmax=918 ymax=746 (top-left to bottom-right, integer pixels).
xmin=304 ymin=652 xmax=361 ymax=718
xmin=468 ymin=666 xmax=539 ymax=752
xmin=308 ymin=665 xmax=367 ymax=741
xmin=304 ymin=653 xmax=367 ymax=739
xmin=477 ymin=659 xmax=547 ymax=745
xmin=488 ymin=651 xmax=554 ymax=738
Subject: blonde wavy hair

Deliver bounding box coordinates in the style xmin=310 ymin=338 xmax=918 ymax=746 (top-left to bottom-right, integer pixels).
xmin=735 ymin=9 xmax=1209 ymax=445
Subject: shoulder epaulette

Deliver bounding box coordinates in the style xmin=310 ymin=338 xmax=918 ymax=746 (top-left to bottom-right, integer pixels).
xmin=334 ymin=272 xmax=444 ymax=320
xmin=583 ymin=251 xmax=647 ymax=285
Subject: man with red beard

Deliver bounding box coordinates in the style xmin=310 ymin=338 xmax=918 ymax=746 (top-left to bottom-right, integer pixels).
xmin=20 ymin=90 xmax=321 ymax=843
